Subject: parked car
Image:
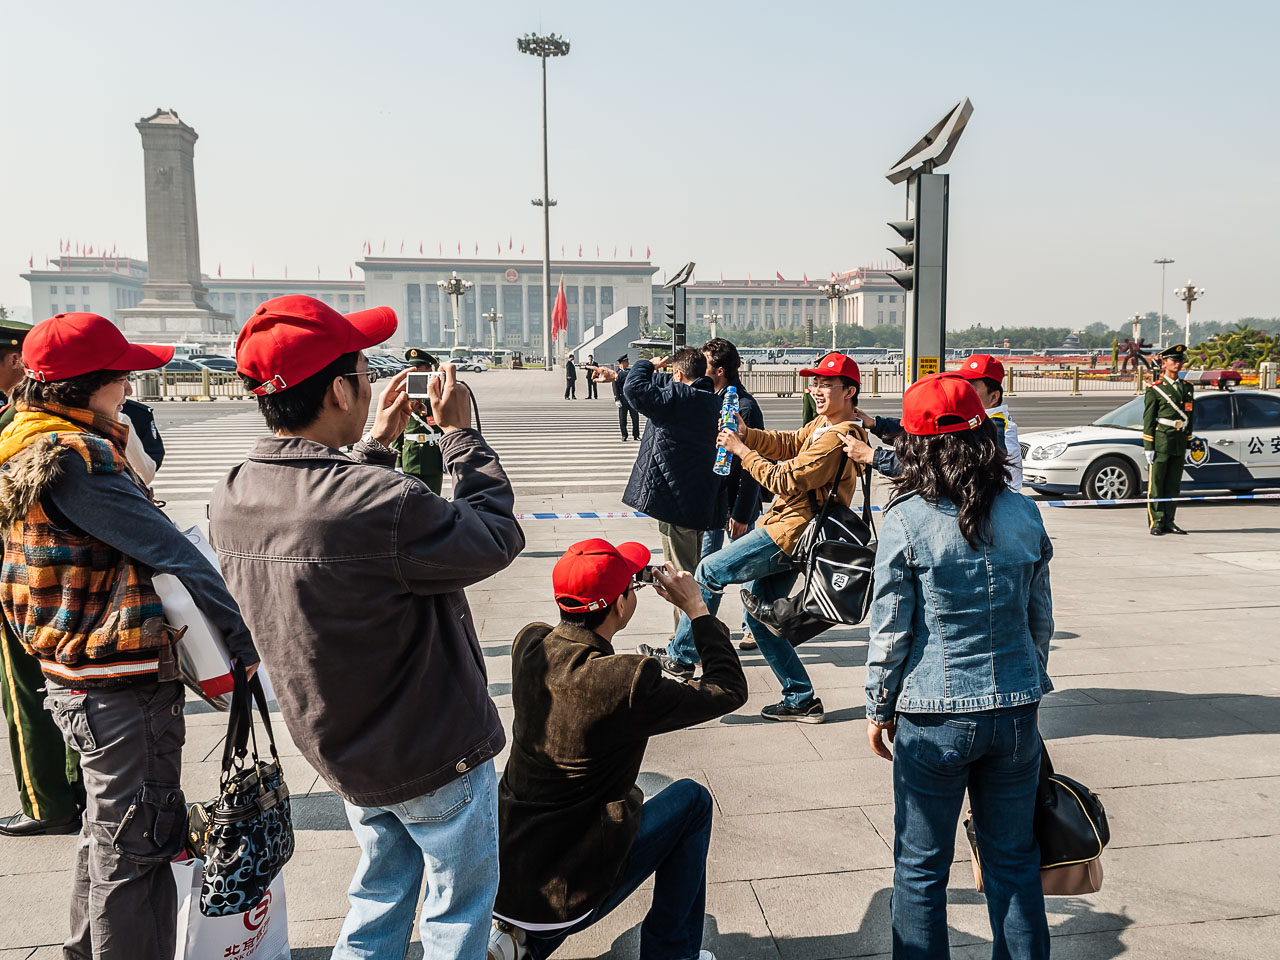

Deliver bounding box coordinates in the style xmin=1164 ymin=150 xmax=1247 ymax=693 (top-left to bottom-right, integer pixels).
xmin=161 ymin=359 xmax=210 ymax=373
xmin=1020 ymin=389 xmax=1280 ymax=499
xmin=456 ymin=361 xmax=487 ymax=373
xmin=190 ymin=355 xmax=238 ymax=372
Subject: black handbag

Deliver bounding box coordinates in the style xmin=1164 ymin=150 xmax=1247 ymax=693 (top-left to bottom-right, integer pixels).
xmin=1034 ymin=737 xmax=1109 ymax=869
xmin=188 ymin=662 xmax=295 ymax=917
xmin=742 ymin=453 xmax=877 ymax=646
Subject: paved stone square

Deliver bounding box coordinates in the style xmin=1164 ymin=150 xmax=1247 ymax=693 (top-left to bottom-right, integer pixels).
xmin=2 ymin=428 xmax=1278 ymax=958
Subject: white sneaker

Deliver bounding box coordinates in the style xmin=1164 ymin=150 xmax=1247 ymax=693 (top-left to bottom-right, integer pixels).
xmin=487 ymin=920 xmax=528 ymax=960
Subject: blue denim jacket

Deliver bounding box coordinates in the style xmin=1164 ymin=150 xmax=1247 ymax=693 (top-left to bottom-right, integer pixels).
xmin=864 ymin=489 xmax=1053 ymax=721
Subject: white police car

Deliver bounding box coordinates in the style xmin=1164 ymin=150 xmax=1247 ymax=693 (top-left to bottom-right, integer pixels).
xmin=1020 ymin=389 xmax=1280 ymax=499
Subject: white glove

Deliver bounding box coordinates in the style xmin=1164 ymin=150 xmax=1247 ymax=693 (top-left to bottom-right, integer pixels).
xmin=615 ymin=400 xmax=623 ymax=408
xmin=1144 ymin=451 xmax=1155 ymax=465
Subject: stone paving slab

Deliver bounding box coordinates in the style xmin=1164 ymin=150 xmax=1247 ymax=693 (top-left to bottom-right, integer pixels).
xmin=2 ymin=493 xmax=1278 ymax=957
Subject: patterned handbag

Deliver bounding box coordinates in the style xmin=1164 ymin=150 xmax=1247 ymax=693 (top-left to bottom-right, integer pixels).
xmin=195 ymin=662 xmax=295 ymax=917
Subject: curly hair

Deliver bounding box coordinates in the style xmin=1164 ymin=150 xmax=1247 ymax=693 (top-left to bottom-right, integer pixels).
xmin=890 ymin=418 xmax=1012 ymax=549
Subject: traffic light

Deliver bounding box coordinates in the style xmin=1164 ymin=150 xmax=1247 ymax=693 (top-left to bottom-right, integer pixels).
xmin=886 ymin=221 xmax=915 ymax=291
xmin=886 ymin=173 xmax=950 ymax=380
xmin=660 ymin=261 xmax=695 ymax=348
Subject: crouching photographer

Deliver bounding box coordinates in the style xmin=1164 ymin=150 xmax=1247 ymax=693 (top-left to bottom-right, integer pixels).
xmin=210 ymin=295 xmax=524 ymax=959
xmin=489 ymin=541 xmax=748 ymax=960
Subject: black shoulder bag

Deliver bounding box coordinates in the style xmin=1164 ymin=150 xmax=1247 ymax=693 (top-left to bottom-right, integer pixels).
xmin=742 ymin=453 xmax=877 ymax=646
xmin=188 ymin=662 xmax=295 ymax=917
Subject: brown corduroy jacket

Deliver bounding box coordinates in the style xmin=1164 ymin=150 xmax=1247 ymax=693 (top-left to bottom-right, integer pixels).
xmin=495 ymin=615 xmax=747 ymax=925
xmin=740 ymin=416 xmax=868 ymax=556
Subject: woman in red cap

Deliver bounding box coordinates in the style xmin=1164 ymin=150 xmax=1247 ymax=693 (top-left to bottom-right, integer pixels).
xmin=856 ymin=373 xmax=1053 ymax=959
xmin=0 ymin=314 xmax=259 ymax=960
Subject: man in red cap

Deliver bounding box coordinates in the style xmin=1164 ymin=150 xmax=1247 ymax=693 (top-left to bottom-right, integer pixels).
xmin=209 ymin=295 xmax=524 ymax=959
xmin=639 ymin=351 xmax=868 ymax=724
xmin=0 ymin=313 xmax=260 ymax=959
xmin=489 ymin=540 xmax=746 ymax=960
xmin=845 ymin=354 xmax=1023 ymax=489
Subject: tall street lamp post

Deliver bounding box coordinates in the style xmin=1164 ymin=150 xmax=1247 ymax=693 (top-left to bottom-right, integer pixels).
xmin=518 ymin=31 xmax=570 ymax=371
xmin=1154 ymin=258 xmax=1174 ymax=348
xmin=703 ymin=311 xmax=722 ymax=340
xmin=483 ymin=307 xmax=503 ymax=357
xmin=821 ymin=280 xmax=846 ymax=352
xmin=437 ymin=271 xmax=472 ymax=351
xmin=1174 ymin=281 xmax=1205 ymax=347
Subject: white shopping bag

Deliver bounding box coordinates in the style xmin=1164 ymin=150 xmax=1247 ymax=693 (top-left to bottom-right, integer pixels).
xmin=154 ymin=526 xmax=277 ymax=707
xmin=172 ymin=858 xmax=290 ymax=960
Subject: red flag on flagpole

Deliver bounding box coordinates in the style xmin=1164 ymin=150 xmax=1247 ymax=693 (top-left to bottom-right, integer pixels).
xmin=438 ymin=242 xmax=442 ymax=255
xmin=475 ymin=242 xmax=479 ymax=254
xmin=457 ymin=242 xmax=461 ymax=254
xmin=497 ymin=241 xmax=501 ymax=254
xmin=419 ymin=242 xmax=423 ymax=254
xmin=28 ymin=254 xmax=33 ymax=268
xmin=285 ymin=265 xmax=289 ymax=278
xmin=217 ymin=264 xmax=222 ymax=277
xmin=613 ymin=245 xmax=617 ymax=258
xmin=381 ymin=240 xmax=386 ymax=253
xmin=551 ymin=278 xmax=568 ymax=340
xmin=776 ymin=271 xmax=785 ymax=282
xmin=595 ymin=245 xmax=599 ymax=258
xmin=747 ymin=273 xmax=752 ymax=285
xmin=645 ymin=246 xmax=650 ymax=258
xmin=349 ymin=266 xmax=353 ymax=279
xmin=629 ymin=245 xmax=633 ymax=257
xmin=578 ymin=244 xmax=582 ymax=257
xmin=561 ymin=244 xmax=565 ymax=256
xmin=521 ymin=243 xmax=525 ymax=254
xmin=317 ymin=265 xmax=321 ymax=279
xmin=508 ymin=236 xmax=513 ymax=250
xmin=400 ymin=241 xmax=404 ymax=254
xmin=803 ymin=272 xmax=809 ymax=284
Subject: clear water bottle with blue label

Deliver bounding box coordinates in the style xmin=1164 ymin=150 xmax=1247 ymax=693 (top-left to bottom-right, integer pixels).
xmin=713 ymin=386 xmax=739 ymax=476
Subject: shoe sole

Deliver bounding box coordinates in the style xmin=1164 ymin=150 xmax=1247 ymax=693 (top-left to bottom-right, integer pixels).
xmin=761 ymin=711 xmax=825 ymax=724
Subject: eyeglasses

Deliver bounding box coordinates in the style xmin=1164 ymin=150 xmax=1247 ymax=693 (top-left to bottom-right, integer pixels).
xmin=342 ymin=371 xmax=378 ymax=384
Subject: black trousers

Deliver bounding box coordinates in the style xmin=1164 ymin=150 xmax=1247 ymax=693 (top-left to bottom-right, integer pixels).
xmin=564 ymin=379 xmax=576 ymax=399
xmin=585 ymin=378 xmax=598 ymax=399
xmin=619 ymin=403 xmax=639 ymax=439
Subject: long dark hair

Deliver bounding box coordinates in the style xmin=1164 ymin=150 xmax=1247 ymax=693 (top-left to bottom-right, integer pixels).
xmin=891 ymin=418 xmax=1012 ymax=549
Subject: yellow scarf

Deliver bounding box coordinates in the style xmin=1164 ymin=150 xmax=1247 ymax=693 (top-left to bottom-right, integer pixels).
xmin=0 ymin=403 xmax=129 ymax=467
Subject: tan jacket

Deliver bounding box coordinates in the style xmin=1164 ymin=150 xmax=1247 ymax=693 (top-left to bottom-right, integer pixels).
xmin=740 ymin=416 xmax=867 ymax=556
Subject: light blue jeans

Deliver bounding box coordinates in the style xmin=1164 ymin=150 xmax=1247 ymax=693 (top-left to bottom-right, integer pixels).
xmin=667 ymin=527 xmax=814 ymax=708
xmin=701 ymin=527 xmax=753 ymax=642
xmin=332 ymin=759 xmax=499 ymax=960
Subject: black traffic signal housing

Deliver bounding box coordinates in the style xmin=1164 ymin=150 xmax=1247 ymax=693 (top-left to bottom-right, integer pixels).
xmin=887 ymin=220 xmax=916 ymax=291
xmin=663 ymin=288 xmax=687 ymax=347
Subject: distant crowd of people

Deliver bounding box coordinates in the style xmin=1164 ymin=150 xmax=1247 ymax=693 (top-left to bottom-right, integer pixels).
xmin=0 ymin=301 xmax=1055 ymax=960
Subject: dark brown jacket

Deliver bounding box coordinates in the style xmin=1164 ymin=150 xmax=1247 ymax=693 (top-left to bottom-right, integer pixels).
xmin=209 ymin=430 xmax=523 ymax=807
xmin=495 ymin=614 xmax=747 ymax=925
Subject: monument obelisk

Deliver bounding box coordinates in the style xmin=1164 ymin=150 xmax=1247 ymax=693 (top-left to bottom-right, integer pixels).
xmin=117 ymin=108 xmax=232 ymax=343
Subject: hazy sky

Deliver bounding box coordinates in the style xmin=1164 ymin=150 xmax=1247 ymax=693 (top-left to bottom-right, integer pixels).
xmin=4 ymin=0 xmax=1277 ymax=330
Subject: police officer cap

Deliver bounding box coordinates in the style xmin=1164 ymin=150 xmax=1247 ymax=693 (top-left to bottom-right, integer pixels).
xmin=0 ymin=318 xmax=33 ymax=349
xmin=616 ymin=354 xmax=629 ymax=364
xmin=1158 ymin=344 xmax=1187 ymax=360
xmin=404 ymin=347 xmax=438 ymax=367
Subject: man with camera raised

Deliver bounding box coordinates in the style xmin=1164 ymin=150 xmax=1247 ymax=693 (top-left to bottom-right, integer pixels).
xmin=488 ymin=540 xmax=747 ymax=960
xmin=211 ymin=295 xmax=524 ymax=959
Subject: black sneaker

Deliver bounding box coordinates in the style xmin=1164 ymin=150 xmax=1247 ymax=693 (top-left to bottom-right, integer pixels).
xmin=637 ymin=643 xmax=695 ymax=680
xmin=761 ymin=698 xmax=825 ymax=724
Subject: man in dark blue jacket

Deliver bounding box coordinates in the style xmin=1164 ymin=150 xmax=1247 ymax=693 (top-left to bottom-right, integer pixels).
xmin=618 ymin=349 xmax=728 ymax=631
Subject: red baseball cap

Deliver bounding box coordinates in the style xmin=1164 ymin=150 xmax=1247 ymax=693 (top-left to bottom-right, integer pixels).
xmin=902 ymin=372 xmax=988 ymax=436
xmin=236 ymin=295 xmax=397 ymax=396
xmin=954 ymin=354 xmax=1005 ymax=383
xmin=553 ymin=538 xmax=651 ymax=613
xmin=799 ymin=352 xmax=861 ymax=383
xmin=23 ymin=313 xmax=174 ymax=382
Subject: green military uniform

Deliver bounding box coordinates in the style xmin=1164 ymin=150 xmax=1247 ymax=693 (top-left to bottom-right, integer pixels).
xmin=0 ymin=327 xmax=86 ymax=833
xmin=1143 ymin=344 xmax=1195 ymax=535
xmin=393 ymin=348 xmax=445 ymax=496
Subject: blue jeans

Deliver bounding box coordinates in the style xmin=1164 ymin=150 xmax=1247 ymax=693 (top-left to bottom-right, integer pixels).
xmin=333 ymin=760 xmax=499 ymax=960
xmin=524 ymin=780 xmax=713 ymax=960
xmin=701 ymin=527 xmax=753 ymax=641
xmin=891 ymin=706 xmax=1049 ymax=960
xmin=667 ymin=526 xmax=813 ymax=708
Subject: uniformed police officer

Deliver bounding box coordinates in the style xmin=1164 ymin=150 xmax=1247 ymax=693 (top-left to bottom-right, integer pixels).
xmin=0 ymin=317 xmax=86 ymax=836
xmin=612 ymin=354 xmax=640 ymax=440
xmin=393 ymin=348 xmax=446 ymax=495
xmin=1143 ymin=344 xmax=1195 ymax=535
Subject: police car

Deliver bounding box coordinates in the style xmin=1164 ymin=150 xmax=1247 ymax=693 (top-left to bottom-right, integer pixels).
xmin=1020 ymin=389 xmax=1280 ymax=499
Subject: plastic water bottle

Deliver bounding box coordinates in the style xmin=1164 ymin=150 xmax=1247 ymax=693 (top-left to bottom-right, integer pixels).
xmin=713 ymin=386 xmax=739 ymax=476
